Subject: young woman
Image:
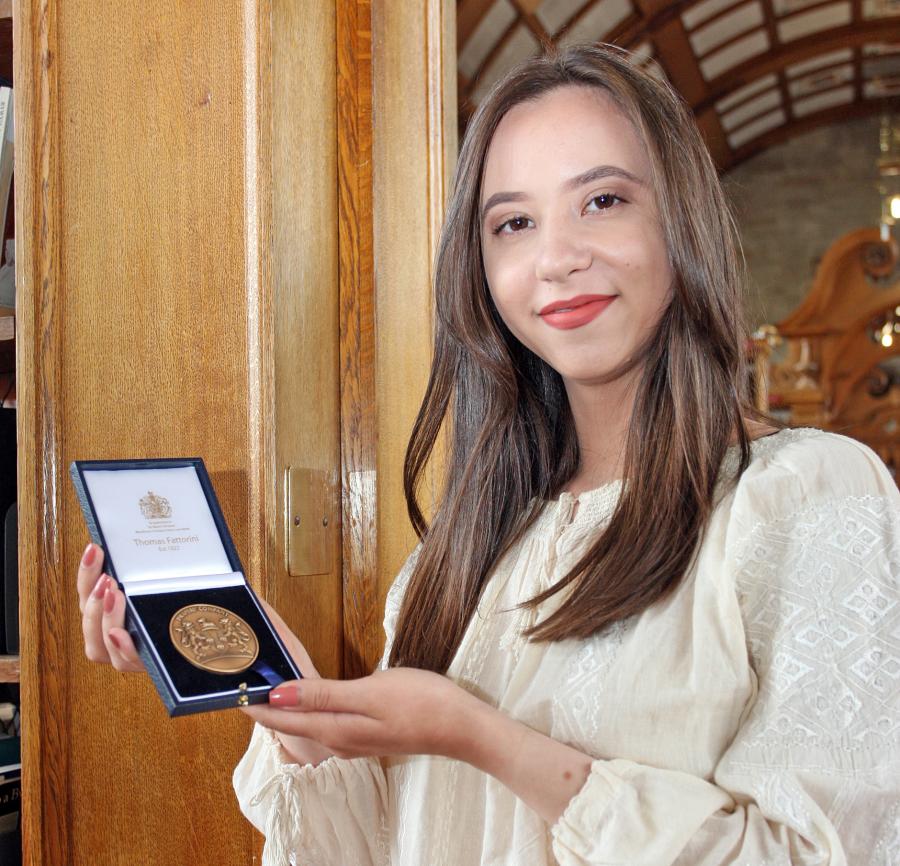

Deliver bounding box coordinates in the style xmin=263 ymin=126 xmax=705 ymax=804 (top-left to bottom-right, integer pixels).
xmin=79 ymin=45 xmax=900 ymax=865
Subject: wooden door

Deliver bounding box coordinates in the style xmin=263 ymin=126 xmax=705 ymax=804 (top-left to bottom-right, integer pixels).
xmin=15 ymin=1 xmax=454 ymax=863
xmin=16 ymin=2 xmax=282 ymax=863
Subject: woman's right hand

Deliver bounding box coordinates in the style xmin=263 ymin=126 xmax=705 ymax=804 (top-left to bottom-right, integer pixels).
xmin=77 ymin=541 xmax=333 ymax=764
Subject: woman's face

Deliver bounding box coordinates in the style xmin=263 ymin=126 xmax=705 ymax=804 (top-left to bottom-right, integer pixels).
xmin=480 ymin=85 xmax=673 ymax=389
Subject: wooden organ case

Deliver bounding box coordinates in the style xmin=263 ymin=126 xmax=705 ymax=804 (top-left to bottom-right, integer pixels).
xmin=753 ymin=227 xmax=900 ymax=481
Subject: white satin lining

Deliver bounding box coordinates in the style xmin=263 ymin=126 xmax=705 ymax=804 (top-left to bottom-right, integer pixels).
xmin=123 ymin=571 xmax=245 ymax=596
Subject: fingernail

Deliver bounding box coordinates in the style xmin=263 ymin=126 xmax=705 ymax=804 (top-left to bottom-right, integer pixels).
xmin=103 ymin=586 xmax=116 ymax=614
xmin=108 ymin=632 xmax=121 ymax=650
xmin=93 ymin=575 xmax=109 ymax=599
xmin=268 ymin=684 xmax=299 ymax=707
xmin=82 ymin=544 xmax=96 ymax=566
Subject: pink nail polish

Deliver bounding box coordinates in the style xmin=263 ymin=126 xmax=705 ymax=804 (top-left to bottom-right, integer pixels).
xmin=103 ymin=586 xmax=116 ymax=614
xmin=82 ymin=544 xmax=96 ymax=566
xmin=268 ymin=684 xmax=299 ymax=707
xmin=93 ymin=575 xmax=109 ymax=599
xmin=108 ymin=632 xmax=121 ymax=650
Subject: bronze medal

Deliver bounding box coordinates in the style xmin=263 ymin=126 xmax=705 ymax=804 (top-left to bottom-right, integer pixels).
xmin=169 ymin=604 xmax=259 ymax=674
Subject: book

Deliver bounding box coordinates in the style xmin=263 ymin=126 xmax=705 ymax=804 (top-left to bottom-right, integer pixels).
xmin=0 ymin=87 xmax=11 ymax=257
xmin=0 ymin=87 xmax=12 ymax=311
xmin=0 ymin=766 xmax=19 ymax=833
xmin=0 ymin=733 xmax=19 ymax=835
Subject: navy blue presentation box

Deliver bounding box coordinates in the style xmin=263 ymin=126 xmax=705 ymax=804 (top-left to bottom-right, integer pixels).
xmin=70 ymin=458 xmax=301 ymax=716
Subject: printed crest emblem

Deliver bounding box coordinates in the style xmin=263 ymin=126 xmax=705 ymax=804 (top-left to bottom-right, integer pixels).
xmin=139 ymin=490 xmax=172 ymax=520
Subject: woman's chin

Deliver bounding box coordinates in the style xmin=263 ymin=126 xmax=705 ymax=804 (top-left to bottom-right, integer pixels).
xmin=557 ymin=360 xmax=638 ymax=391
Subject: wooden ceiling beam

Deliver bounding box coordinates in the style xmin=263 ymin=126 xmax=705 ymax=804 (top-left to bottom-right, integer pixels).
xmin=631 ymin=0 xmax=734 ymax=171
xmin=717 ymin=80 xmax=779 ymax=115
xmin=691 ymin=0 xmax=757 ymax=38
xmin=633 ymin=0 xmax=707 ymax=103
xmin=760 ymin=0 xmax=794 ymax=127
xmin=633 ymin=0 xmax=686 ymax=20
xmin=457 ymin=0 xmax=495 ymax=50
xmin=695 ymin=23 xmax=769 ymax=63
xmin=729 ymin=77 xmax=859 ymax=138
xmin=786 ymin=55 xmax=859 ymax=85
xmin=729 ymin=98 xmax=884 ymax=167
xmin=603 ymin=13 xmax=647 ymax=49
xmin=695 ymin=0 xmax=853 ymax=65
xmin=777 ymin=0 xmax=851 ymax=24
xmin=712 ymin=54 xmax=855 ymax=123
xmin=509 ymin=0 xmax=552 ymax=46
xmin=456 ymin=0 xmax=889 ymax=171
xmin=461 ymin=15 xmax=520 ymax=105
xmin=459 ymin=67 xmax=471 ymax=97
xmin=696 ymin=106 xmax=735 ymax=170
xmin=605 ymin=0 xmax=749 ymax=46
xmin=694 ymin=20 xmax=900 ymax=112
xmin=721 ymin=98 xmax=782 ymax=139
xmin=557 ymin=0 xmax=615 ymax=42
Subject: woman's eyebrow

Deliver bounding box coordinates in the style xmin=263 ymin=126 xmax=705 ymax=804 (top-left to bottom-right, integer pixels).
xmin=563 ymin=164 xmax=643 ymax=192
xmin=480 ymin=191 xmax=527 ymax=222
xmin=480 ymin=165 xmax=643 ymax=222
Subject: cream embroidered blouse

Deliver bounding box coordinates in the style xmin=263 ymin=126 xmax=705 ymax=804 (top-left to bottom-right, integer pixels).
xmin=233 ymin=429 xmax=900 ymax=865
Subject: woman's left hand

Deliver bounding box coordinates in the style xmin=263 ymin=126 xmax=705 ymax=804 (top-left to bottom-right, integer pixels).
xmin=242 ymin=667 xmax=491 ymax=762
xmin=244 ymin=666 xmax=595 ymax=825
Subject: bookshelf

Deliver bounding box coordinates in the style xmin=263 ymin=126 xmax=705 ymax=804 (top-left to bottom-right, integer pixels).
xmin=0 ymin=16 xmax=14 ymax=832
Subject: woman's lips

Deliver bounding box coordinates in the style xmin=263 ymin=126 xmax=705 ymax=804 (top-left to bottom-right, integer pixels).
xmin=538 ymin=295 xmax=617 ymax=330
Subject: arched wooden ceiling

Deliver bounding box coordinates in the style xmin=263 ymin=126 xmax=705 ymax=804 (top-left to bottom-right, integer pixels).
xmin=458 ymin=0 xmax=900 ymax=170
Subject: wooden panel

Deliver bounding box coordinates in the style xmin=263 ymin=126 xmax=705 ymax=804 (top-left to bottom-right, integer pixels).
xmin=16 ymin=1 xmax=271 ymax=863
xmin=336 ymin=0 xmax=456 ymax=676
xmin=270 ymin=0 xmax=342 ymax=680
xmin=337 ymin=0 xmax=379 ymax=678
xmin=371 ymin=0 xmax=456 ymax=657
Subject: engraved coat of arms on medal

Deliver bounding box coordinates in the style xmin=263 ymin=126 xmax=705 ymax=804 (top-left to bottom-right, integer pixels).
xmin=169 ymin=604 xmax=260 ymax=674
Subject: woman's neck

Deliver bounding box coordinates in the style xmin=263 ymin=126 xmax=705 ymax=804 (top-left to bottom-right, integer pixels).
xmin=563 ymin=374 xmax=638 ymax=498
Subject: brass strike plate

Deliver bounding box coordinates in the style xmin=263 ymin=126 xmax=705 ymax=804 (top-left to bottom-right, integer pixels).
xmin=286 ymin=467 xmax=333 ymax=576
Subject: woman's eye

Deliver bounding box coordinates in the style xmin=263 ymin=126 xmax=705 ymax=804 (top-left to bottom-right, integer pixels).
xmin=494 ymin=216 xmax=533 ymax=235
xmin=584 ymin=193 xmax=622 ymax=213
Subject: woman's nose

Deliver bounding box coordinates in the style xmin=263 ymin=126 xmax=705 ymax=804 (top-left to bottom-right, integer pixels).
xmin=533 ymin=221 xmax=592 ymax=283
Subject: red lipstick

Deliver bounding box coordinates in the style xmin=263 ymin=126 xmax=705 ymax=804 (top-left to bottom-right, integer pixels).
xmin=538 ymin=294 xmax=617 ymax=330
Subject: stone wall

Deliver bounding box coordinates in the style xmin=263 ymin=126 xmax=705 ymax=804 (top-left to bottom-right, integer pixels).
xmin=723 ymin=115 xmax=882 ymax=330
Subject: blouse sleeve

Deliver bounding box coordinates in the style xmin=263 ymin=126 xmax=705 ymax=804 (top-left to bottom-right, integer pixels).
xmin=232 ymin=549 xmax=419 ymax=866
xmin=551 ymin=439 xmax=900 ymax=866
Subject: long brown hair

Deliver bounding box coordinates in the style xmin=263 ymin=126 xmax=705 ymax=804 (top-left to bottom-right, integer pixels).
xmin=389 ymin=44 xmax=752 ymax=672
